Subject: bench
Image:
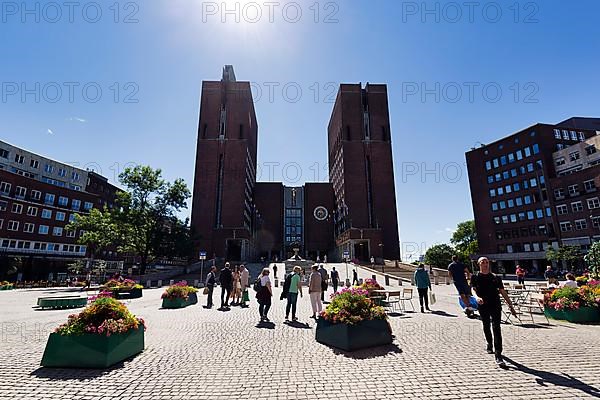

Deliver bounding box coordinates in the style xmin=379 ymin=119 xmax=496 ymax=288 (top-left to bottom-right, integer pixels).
xmin=37 ymin=296 xmax=88 ymax=310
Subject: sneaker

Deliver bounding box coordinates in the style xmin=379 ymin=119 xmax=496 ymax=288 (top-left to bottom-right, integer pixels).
xmin=426 ymin=307 xmax=431 ymax=311
xmin=495 ymin=356 xmax=506 ymax=368
xmin=285 ymin=315 xmax=289 ymax=321
xmin=421 ymin=307 xmax=425 ymax=313
xmin=292 ymin=317 xmax=298 ymax=321
xmin=264 ymin=317 xmax=270 ymax=322
xmin=486 ymin=345 xmax=494 ymax=354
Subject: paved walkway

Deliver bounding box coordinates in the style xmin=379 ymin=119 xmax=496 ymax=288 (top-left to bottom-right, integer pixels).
xmin=1 ymin=266 xmax=599 ymax=399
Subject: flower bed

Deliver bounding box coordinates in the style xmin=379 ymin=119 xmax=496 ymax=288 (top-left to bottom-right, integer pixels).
xmin=358 ymin=278 xmax=384 ymax=297
xmin=0 ymin=281 xmax=13 ymax=290
xmin=103 ymin=279 xmax=143 ymax=299
xmin=543 ymin=282 xmax=600 ymax=323
xmin=161 ymin=281 xmax=198 ymax=309
xmin=41 ymin=297 xmax=145 ymax=368
xmin=317 ymin=287 xmax=392 ymax=351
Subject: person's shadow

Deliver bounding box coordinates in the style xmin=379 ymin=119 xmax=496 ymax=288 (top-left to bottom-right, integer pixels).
xmin=283 ymin=320 xmax=311 ymax=329
xmin=255 ymin=321 xmax=275 ymax=329
xmin=503 ymin=356 xmax=600 ymax=398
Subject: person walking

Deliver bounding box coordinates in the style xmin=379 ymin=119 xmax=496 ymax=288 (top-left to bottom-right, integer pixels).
xmin=471 ymin=257 xmax=517 ymax=368
xmin=371 ymin=256 xmax=375 ymax=268
xmin=273 ymin=264 xmax=278 ymax=279
xmin=256 ymin=268 xmax=273 ymax=322
xmin=330 ymin=267 xmax=340 ymax=293
xmin=515 ymin=265 xmax=526 ymax=285
xmin=309 ymin=265 xmax=323 ymax=319
xmin=231 ymin=266 xmax=241 ymax=305
xmin=414 ymin=263 xmax=432 ymax=313
xmin=219 ymin=263 xmax=233 ymax=309
xmin=205 ymin=266 xmax=217 ymax=308
xmin=239 ymin=264 xmax=250 ymax=307
xmin=352 ymin=269 xmax=359 ymax=286
xmin=448 ymin=255 xmax=474 ymax=317
xmin=285 ymin=266 xmax=303 ymax=321
xmin=544 ymin=266 xmax=557 ymax=286
xmin=318 ymin=264 xmax=328 ymax=302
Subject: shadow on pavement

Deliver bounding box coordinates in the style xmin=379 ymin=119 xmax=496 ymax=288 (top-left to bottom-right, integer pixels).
xmin=430 ymin=310 xmax=458 ymax=318
xmin=503 ymin=357 xmax=600 ymax=398
xmin=30 ymin=361 xmax=127 ymax=380
xmin=331 ymin=342 xmax=403 ymax=359
xmin=283 ymin=320 xmax=311 ymax=329
xmin=255 ymin=321 xmax=275 ymax=329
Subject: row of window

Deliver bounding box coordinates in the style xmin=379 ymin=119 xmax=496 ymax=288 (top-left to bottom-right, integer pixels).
xmin=0 ymin=219 xmax=82 ymax=237
xmin=554 ymin=180 xmax=596 ymax=199
xmin=492 ymin=195 xmax=535 ymax=211
xmin=559 ymin=218 xmax=598 ymax=232
xmin=489 ymin=176 xmax=544 ymax=198
xmin=0 ymin=182 xmax=92 ymax=210
xmin=0 ymin=149 xmax=81 ymax=181
xmin=485 ymin=144 xmax=540 ymax=171
xmin=556 ymin=198 xmax=600 ymax=215
xmin=498 ymin=242 xmax=550 ymax=254
xmin=487 ymin=160 xmax=543 ymax=184
xmin=553 ymin=129 xmax=586 ymax=142
xmin=0 ymin=238 xmax=86 ymax=254
xmin=496 ymin=224 xmax=554 ymax=240
xmin=493 ymin=208 xmax=552 ymax=225
xmin=556 ymin=146 xmax=597 ymax=167
xmin=2 ymin=203 xmax=79 ymax=222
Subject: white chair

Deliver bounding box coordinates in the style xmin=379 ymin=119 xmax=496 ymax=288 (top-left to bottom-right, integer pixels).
xmin=399 ymin=288 xmax=415 ymax=312
xmin=516 ymin=293 xmax=549 ymax=325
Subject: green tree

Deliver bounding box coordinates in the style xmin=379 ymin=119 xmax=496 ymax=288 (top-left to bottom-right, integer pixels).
xmin=584 ymin=242 xmax=600 ymax=278
xmin=424 ymin=244 xmax=455 ymax=269
xmin=66 ymin=207 xmax=118 ymax=269
xmin=450 ymin=220 xmax=478 ymax=261
xmin=113 ymin=166 xmax=191 ymax=275
xmin=546 ymin=245 xmax=581 ymax=267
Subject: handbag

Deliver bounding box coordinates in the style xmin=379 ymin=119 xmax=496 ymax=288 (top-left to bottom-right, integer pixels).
xmin=429 ymin=291 xmax=436 ymax=305
xmin=242 ymin=290 xmax=249 ymax=302
xmin=203 ymin=287 xmax=209 ymax=295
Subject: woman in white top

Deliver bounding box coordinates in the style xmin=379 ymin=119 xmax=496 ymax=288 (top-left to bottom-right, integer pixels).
xmin=256 ymin=268 xmax=273 ymax=322
xmin=562 ymin=273 xmax=578 ymax=288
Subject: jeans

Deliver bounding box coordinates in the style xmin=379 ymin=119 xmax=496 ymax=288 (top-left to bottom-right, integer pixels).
xmin=332 ymin=280 xmax=339 ymax=294
xmin=259 ymin=302 xmax=271 ymax=319
xmin=517 ymin=276 xmax=525 ymax=285
xmin=310 ymin=292 xmax=322 ymax=315
xmin=206 ymin=285 xmax=214 ymax=307
xmin=479 ymin=304 xmax=503 ymax=356
xmin=286 ymin=292 xmax=298 ymax=318
xmin=417 ymin=288 xmax=429 ymax=309
xmin=221 ymin=286 xmax=231 ymax=307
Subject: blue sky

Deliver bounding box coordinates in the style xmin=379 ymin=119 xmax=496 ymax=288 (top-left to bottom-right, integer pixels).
xmin=1 ymin=0 xmax=599 ymax=260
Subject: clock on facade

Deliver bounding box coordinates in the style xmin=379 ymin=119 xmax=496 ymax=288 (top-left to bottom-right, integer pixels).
xmin=313 ymin=206 xmax=328 ymax=221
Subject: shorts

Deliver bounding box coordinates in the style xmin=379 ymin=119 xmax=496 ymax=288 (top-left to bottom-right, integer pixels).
xmin=454 ymin=281 xmax=471 ymax=296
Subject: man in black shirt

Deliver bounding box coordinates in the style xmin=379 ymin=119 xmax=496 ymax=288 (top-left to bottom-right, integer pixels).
xmin=471 ymin=257 xmax=517 ymax=368
xmin=448 ymin=255 xmax=473 ymax=316
xmin=219 ymin=263 xmax=233 ymax=309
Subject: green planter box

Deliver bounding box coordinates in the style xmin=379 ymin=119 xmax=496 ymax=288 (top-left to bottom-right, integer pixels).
xmin=544 ymin=306 xmax=600 ymax=323
xmin=161 ymin=292 xmax=198 ymax=309
xmin=37 ymin=296 xmax=88 ymax=309
xmin=113 ymin=288 xmax=143 ymax=299
xmin=316 ymin=318 xmax=392 ymax=351
xmin=41 ymin=326 xmax=144 ymax=368
xmin=0 ymin=285 xmax=14 ymax=290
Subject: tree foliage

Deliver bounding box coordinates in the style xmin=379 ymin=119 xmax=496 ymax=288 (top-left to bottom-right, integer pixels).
xmin=424 ymin=244 xmax=455 ymax=269
xmin=546 ymin=245 xmax=581 ymax=265
xmin=450 ymin=220 xmax=478 ymax=261
xmin=584 ymin=242 xmax=600 ymax=278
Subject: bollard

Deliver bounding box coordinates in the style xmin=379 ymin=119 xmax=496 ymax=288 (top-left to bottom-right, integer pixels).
xmin=398 ymin=278 xmax=403 ymax=286
xmin=372 ymin=274 xmax=377 ymax=280
xmin=169 ymin=280 xmax=174 ymax=286
xmin=193 ymin=279 xmax=199 ymax=287
xmin=146 ymin=280 xmax=151 ymax=289
xmin=385 ymin=275 xmax=390 ymax=286
xmin=157 ymin=280 xmax=162 ymax=287
xmin=274 ymin=278 xmax=279 ymax=288
xmin=434 ymin=276 xmax=439 ymax=285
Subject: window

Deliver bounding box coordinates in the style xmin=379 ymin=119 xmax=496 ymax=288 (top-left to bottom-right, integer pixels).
xmin=527 ymin=163 xmax=534 ymax=172
xmin=571 ymin=202 xmax=583 ymax=212
xmin=499 ymin=201 xmax=506 ymax=210
xmin=71 ymin=171 xmax=80 ymax=181
xmin=58 ymin=168 xmax=67 ymax=177
xmin=84 ymin=202 xmax=93 ymax=211
xmin=71 ymin=199 xmax=81 ymax=211
xmin=570 ymin=131 xmax=578 ymax=141
xmin=560 ymin=221 xmax=573 ymax=232
xmin=58 ymin=196 xmax=68 ymax=207
xmin=524 ymin=147 xmax=531 ymax=157
xmin=562 ymin=130 xmax=569 ymax=140
xmin=554 ymin=188 xmax=565 ymax=199
xmin=516 ymin=150 xmax=523 ymax=160
xmin=485 ymin=161 xmax=492 ymax=170
xmin=588 ymin=198 xmax=600 ymax=209
xmin=532 ymin=144 xmax=540 ymax=154
xmin=23 ymin=223 xmax=35 ymax=233
xmin=45 ymin=193 xmax=55 ymax=205
xmin=502 ymin=216 xmax=509 ymax=224
xmin=41 ymin=209 xmax=52 ymax=219
xmin=0 ymin=200 xmax=6 ymax=211
xmin=502 ymin=171 xmax=509 ymax=180
xmin=508 ymin=153 xmax=515 ymax=163
xmin=15 ymin=186 xmax=26 ymax=199
xmin=495 ymin=173 xmax=501 ymax=182
xmin=492 ymin=203 xmax=498 ymax=211
xmin=575 ymin=219 xmax=587 ymax=230
xmin=493 ymin=159 xmax=499 ymax=168
xmin=569 ymin=151 xmax=580 ymax=161
xmin=510 ymin=214 xmax=517 ymax=223
xmin=27 ymin=206 xmax=38 ymax=216
xmin=494 ymin=217 xmax=501 ymax=225
xmin=487 ymin=176 xmax=494 ymax=184
xmin=56 ymin=212 xmax=66 ymax=221
xmin=11 ymin=203 xmax=23 ymax=214
xmin=546 ymin=207 xmax=552 ymax=217
xmin=508 ymin=199 xmax=514 ymax=208
xmin=38 ymin=225 xmax=49 ymax=235
xmin=66 ymin=230 xmax=76 ymax=238
xmin=536 ymin=209 xmax=544 ymax=219
xmin=524 ymin=243 xmax=531 ymax=252
xmin=497 ymin=187 xmax=504 ymax=196
xmin=489 ymin=189 xmax=496 ymax=198
xmin=31 ymin=190 xmax=41 ymax=200
xmin=45 ymin=164 xmax=54 ymax=173
xmin=524 ymin=195 xmax=532 ymax=205
xmin=14 ymin=154 xmax=24 ymax=164
xmin=0 ymin=149 xmax=8 ymax=159
xmin=7 ymin=221 xmax=19 ymax=231
xmin=556 ymin=157 xmax=566 ymax=166
xmin=586 ymin=146 xmax=597 ymax=156
xmin=53 ymin=227 xmax=63 ymax=237
xmin=511 ymin=169 xmax=517 ymax=178
xmin=568 ymin=184 xmax=579 ymax=196
xmin=0 ymin=182 xmax=11 ymax=195
xmin=554 ymin=129 xmax=561 ymax=139
xmin=584 ymin=180 xmax=596 ymax=192
xmin=593 ymin=217 xmax=600 ymax=229
xmin=516 ymin=197 xmax=523 ymax=206
xmin=518 ymin=212 xmax=526 ymax=221
xmin=506 ymin=245 xmax=514 ymax=253
xmin=30 ymin=159 xmax=39 ymax=169
xmin=68 ymin=214 xmax=76 ymax=223
xmin=513 ymin=182 xmax=520 ymax=192
xmin=505 ymin=185 xmax=512 ymax=194
xmin=556 ymin=205 xmax=568 ymax=215
xmin=527 ymin=211 xmax=534 ymax=220
xmin=530 ymin=178 xmax=537 ymax=187
xmin=557 ymin=144 xmax=564 ymax=151
xmin=501 ymin=156 xmax=507 ymax=166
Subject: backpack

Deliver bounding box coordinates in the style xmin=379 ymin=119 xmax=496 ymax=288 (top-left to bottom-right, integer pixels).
xmin=253 ymin=277 xmax=262 ymax=292
xmin=280 ymin=273 xmax=293 ymax=300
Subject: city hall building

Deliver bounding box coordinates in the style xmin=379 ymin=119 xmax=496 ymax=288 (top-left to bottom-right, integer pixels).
xmin=191 ymin=66 xmax=400 ymax=263
xmin=466 ymin=117 xmax=600 ymax=274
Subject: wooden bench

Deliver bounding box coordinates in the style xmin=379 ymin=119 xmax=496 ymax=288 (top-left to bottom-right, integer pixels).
xmin=37 ymin=296 xmax=88 ymax=310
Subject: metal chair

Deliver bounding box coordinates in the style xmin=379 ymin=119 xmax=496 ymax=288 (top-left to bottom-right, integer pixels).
xmin=381 ymin=291 xmax=401 ymax=312
xmin=516 ymin=293 xmax=549 ymax=325
xmin=399 ymin=288 xmax=415 ymax=312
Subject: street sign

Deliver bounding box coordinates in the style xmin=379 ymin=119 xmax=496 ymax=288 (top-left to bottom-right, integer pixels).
xmin=199 ymin=251 xmax=207 ymax=260
xmin=343 ymin=250 xmax=349 ymax=259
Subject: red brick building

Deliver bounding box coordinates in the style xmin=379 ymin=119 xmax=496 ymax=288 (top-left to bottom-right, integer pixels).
xmin=191 ymin=67 xmax=400 ymax=262
xmin=466 ymin=121 xmax=600 ymax=274
xmin=0 ymin=140 xmax=119 ymax=280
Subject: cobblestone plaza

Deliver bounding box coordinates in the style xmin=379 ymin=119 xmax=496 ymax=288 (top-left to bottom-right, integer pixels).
xmin=1 ymin=265 xmax=599 ymax=400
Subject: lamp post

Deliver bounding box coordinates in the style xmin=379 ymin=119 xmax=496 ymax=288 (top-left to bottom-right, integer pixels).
xmin=379 ymin=243 xmax=384 ymax=273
